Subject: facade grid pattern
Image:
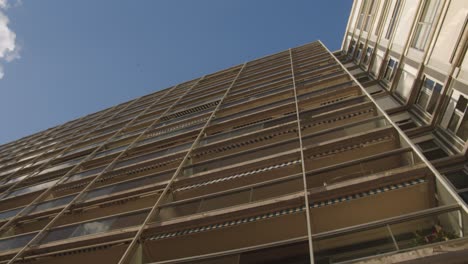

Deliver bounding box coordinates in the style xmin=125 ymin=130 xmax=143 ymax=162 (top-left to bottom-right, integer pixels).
xmin=0 ymin=36 xmax=466 ymax=263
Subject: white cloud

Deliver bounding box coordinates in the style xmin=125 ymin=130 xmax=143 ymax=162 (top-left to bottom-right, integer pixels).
xmin=0 ymin=0 xmax=21 ymax=9
xmin=0 ymin=0 xmax=20 ymax=80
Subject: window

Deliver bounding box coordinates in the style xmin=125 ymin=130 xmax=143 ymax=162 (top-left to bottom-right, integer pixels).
xmin=348 ymin=39 xmax=357 ymax=56
xmin=415 ymin=77 xmax=443 ymax=114
xmin=356 ymin=0 xmax=369 ymax=30
xmin=355 ymin=42 xmax=364 ymax=62
xmin=447 ymin=94 xmax=468 ymax=141
xmin=362 ymin=46 xmax=374 ymax=66
xmin=411 ymin=0 xmax=440 ymax=50
xmin=374 ymin=1 xmax=390 ymax=35
xmin=385 ymin=0 xmax=403 ymax=40
xmin=382 ymin=58 xmax=398 ymax=83
xmin=363 ymin=0 xmax=378 ymax=32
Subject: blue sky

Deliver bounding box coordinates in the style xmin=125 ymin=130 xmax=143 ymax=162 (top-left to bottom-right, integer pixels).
xmin=0 ymin=0 xmax=352 ymax=145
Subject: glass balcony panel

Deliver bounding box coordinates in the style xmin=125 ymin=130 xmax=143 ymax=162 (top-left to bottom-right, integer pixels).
xmin=28 ymin=194 xmax=77 ymax=214
xmin=184 ymin=254 xmax=241 ymax=264
xmin=313 ymin=227 xmax=396 ymax=263
xmin=156 ymin=200 xmax=201 ymax=222
xmin=301 ymin=117 xmax=389 ymax=145
xmin=0 ymin=232 xmax=37 ymax=252
xmin=114 ymin=142 xmax=191 ymax=170
xmin=306 ymin=149 xmax=416 ymax=188
xmin=66 ymin=166 xmax=105 ymax=183
xmin=0 ymin=207 xmax=24 ymax=220
xmin=188 ymin=139 xmax=299 ymax=176
xmin=94 ymin=145 xmax=127 ymax=158
xmin=42 ymin=225 xmax=80 ymax=244
xmin=234 ymin=74 xmax=291 ymax=92
xmin=155 ymin=177 xmax=305 ymax=224
xmin=137 ymin=123 xmax=203 ymax=147
xmin=133 ymin=114 xmax=162 ymax=126
xmin=212 ymin=98 xmax=294 ymax=125
xmin=4 ymin=174 xmax=28 ymax=185
xmin=251 ymin=177 xmax=304 ymax=201
xmin=83 ymin=186 xmax=115 ymax=201
xmin=159 ymin=107 xmax=214 ymax=125
xmin=111 ymin=128 xmax=145 ymax=142
xmin=6 ymin=180 xmax=58 ymax=199
xmin=221 ymin=85 xmax=292 ymax=109
xmin=198 ymin=190 xmax=251 ymax=212
xmin=200 ymin=123 xmax=265 ymax=146
xmin=178 ymin=95 xmax=224 ymax=110
xmin=71 ymin=218 xmax=115 ymax=238
xmin=389 ymin=211 xmax=461 ymax=251
xmin=64 ymin=141 xmax=101 ymax=157
xmin=111 ymin=210 xmax=149 ymax=229
xmin=84 ymin=170 xmax=172 ymax=201
xmin=202 ymin=113 xmax=298 ymax=147
xmin=42 ymin=210 xmax=148 ymax=244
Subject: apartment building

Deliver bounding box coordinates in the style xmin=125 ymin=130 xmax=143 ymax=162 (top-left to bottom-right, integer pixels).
xmin=0 ymin=1 xmax=466 ymax=263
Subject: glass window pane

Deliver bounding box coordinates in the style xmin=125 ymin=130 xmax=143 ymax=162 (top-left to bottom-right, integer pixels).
xmin=416 ymin=92 xmax=430 ymax=109
xmin=420 ymin=0 xmax=439 ymax=23
xmin=427 ymin=88 xmax=441 ymax=114
xmin=460 ymin=191 xmax=468 ymax=203
xmin=424 ymin=78 xmax=435 ymax=90
xmin=413 ymin=24 xmax=431 ymax=50
xmin=386 ymin=0 xmax=402 ymax=39
xmin=448 ymin=113 xmax=460 ymax=132
xmin=455 ymin=113 xmax=467 ymax=141
xmin=456 ymin=95 xmax=467 ymax=112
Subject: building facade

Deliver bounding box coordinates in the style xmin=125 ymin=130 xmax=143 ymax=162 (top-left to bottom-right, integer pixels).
xmin=0 ymin=2 xmax=466 ymax=263
xmin=341 ymin=0 xmax=468 ymax=206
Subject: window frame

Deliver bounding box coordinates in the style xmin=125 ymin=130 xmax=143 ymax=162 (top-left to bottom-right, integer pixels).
xmin=382 ymin=57 xmax=399 ymax=83
xmin=362 ymin=46 xmax=374 ymax=66
xmin=374 ymin=0 xmax=390 ymax=36
xmin=447 ymin=94 xmax=468 ymax=141
xmin=363 ymin=0 xmax=379 ymax=32
xmin=411 ymin=0 xmax=441 ymax=51
xmin=357 ymin=0 xmax=369 ymax=30
xmin=385 ymin=0 xmax=403 ymax=40
xmin=415 ymin=76 xmax=443 ymax=115
xmin=348 ymin=39 xmax=357 ymax=57
xmin=355 ymin=42 xmax=365 ymax=62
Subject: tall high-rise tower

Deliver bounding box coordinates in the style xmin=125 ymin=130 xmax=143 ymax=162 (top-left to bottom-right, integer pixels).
xmin=0 ymin=1 xmax=467 ymax=263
